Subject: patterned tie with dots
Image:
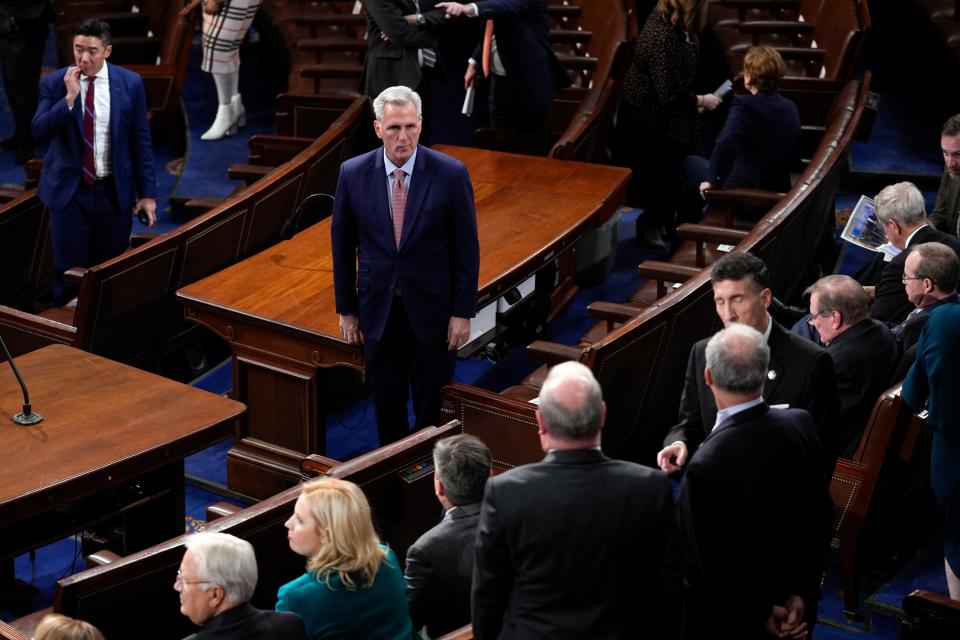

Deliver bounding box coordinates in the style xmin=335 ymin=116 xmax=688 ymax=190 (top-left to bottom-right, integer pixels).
xmin=392 ymin=168 xmax=406 ymax=249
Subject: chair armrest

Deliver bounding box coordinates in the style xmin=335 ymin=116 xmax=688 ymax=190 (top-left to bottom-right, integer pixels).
xmin=773 ymin=46 xmax=826 ymax=62
xmin=63 ymin=266 xmax=88 ymax=288
xmin=0 ymin=304 xmax=78 ymax=355
xmin=738 ymin=19 xmax=815 ymax=35
xmin=85 ymin=549 xmax=123 ymax=569
xmin=525 ymin=340 xmax=583 ymax=366
xmin=676 ymin=224 xmax=750 ymax=245
xmin=228 ymin=164 xmax=273 ymax=184
xmin=703 ymin=187 xmax=784 ymax=209
xmin=637 ymin=260 xmax=701 ymax=299
xmin=300 ymin=454 xmax=340 ymax=476
xmin=585 ymin=301 xmax=645 ymax=323
xmin=247 ymin=135 xmax=315 ymax=165
xmin=130 ymin=231 xmax=162 ymax=248
xmin=206 ymin=501 xmax=243 ymax=522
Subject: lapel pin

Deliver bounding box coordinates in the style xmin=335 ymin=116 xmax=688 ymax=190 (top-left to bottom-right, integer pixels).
xmin=767 ymin=370 xmax=777 ymax=381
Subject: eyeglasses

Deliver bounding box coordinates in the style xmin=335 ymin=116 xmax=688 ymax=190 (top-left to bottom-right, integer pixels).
xmin=807 ymin=310 xmax=834 ymax=325
xmin=174 ymin=570 xmax=211 ymax=590
xmin=901 ymin=273 xmax=928 ymax=282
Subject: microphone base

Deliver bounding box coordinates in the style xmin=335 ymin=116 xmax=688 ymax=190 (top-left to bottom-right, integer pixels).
xmin=12 ymin=411 xmax=42 ymax=426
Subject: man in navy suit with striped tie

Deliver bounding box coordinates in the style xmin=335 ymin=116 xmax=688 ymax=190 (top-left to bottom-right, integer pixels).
xmin=331 ymin=85 xmax=480 ymax=446
xmin=33 ymin=18 xmax=156 ymax=304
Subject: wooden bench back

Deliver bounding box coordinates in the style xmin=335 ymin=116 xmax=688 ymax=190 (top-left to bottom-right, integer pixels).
xmin=901 ymin=590 xmax=960 ymax=639
xmin=0 ymin=191 xmax=49 ymax=309
xmin=51 ymin=422 xmax=460 ymax=639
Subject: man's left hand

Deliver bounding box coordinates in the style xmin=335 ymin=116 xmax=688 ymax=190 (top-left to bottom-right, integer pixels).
xmin=447 ymin=316 xmax=470 ymax=350
xmin=134 ymin=198 xmax=157 ymax=227
xmin=699 ymin=181 xmax=713 ymax=199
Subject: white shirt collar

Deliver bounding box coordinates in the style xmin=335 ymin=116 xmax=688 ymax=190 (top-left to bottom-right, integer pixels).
xmin=383 ymin=147 xmax=417 ymax=177
xmin=85 ymin=62 xmax=109 ymax=82
xmin=904 ymin=223 xmax=929 ymax=247
xmin=713 ymin=396 xmax=765 ymax=432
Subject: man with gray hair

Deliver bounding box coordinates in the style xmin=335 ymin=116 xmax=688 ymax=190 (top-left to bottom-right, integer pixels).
xmin=332 ymin=85 xmax=480 ymax=446
xmin=473 ymin=361 xmax=680 ymax=639
xmin=866 ymin=181 xmax=960 ymax=324
xmin=806 ymin=275 xmax=897 ymax=456
xmin=677 ymin=324 xmax=831 ymax=640
xmin=176 ymin=532 xmax=305 ymax=639
xmin=405 ymin=434 xmax=491 ymax=637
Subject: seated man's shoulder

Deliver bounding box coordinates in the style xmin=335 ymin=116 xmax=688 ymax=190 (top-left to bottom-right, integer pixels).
xmin=253 ymin=608 xmax=306 ymax=637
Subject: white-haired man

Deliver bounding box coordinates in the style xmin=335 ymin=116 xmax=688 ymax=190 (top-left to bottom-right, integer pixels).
xmin=176 ymin=532 xmax=305 ymax=639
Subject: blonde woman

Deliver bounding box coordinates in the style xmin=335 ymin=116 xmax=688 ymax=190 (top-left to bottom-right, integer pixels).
xmin=34 ymin=614 xmax=104 ymax=640
xmin=277 ymin=477 xmax=415 ymax=639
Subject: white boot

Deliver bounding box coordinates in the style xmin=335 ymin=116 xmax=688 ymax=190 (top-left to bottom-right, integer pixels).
xmin=200 ymin=104 xmax=237 ymax=140
xmin=231 ymin=94 xmax=246 ymax=128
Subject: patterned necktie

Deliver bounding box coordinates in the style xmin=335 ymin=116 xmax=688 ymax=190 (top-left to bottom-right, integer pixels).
xmin=481 ymin=20 xmax=494 ymax=77
xmin=392 ymin=168 xmax=406 ymax=249
xmin=83 ymin=76 xmax=96 ymax=185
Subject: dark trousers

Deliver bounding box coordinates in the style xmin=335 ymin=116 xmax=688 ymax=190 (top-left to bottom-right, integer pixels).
xmin=488 ymin=74 xmax=547 ymax=132
xmin=364 ymin=299 xmax=456 ymax=446
xmin=0 ymin=10 xmax=51 ymax=148
xmin=51 ymin=177 xmax=130 ymax=304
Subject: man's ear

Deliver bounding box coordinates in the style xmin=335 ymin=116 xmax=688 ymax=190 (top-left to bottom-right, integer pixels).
xmin=598 ymin=401 xmax=606 ymax=432
xmin=373 ymin=119 xmax=383 ymax=140
xmin=103 ymin=44 xmax=112 ymax=60
xmin=535 ymin=409 xmax=547 ymax=436
xmin=704 ymin=366 xmax=714 ymax=388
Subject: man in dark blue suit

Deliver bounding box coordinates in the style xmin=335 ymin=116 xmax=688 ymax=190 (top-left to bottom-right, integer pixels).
xmin=434 ymin=0 xmax=569 ymax=130
xmin=677 ymin=324 xmax=832 ymax=640
xmin=331 ymin=85 xmax=480 ymax=445
xmin=32 ymin=18 xmax=156 ymax=304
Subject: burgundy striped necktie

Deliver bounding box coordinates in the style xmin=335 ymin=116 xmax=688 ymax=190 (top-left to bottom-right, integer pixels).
xmin=392 ymin=168 xmax=406 ymax=249
xmin=82 ymin=76 xmax=96 ymax=185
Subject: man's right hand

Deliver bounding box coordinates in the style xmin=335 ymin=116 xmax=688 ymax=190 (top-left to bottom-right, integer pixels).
xmin=464 ymin=62 xmax=479 ymax=90
xmin=435 ymin=2 xmax=472 ymax=18
xmin=64 ymin=66 xmax=81 ymax=108
xmin=339 ymin=314 xmax=362 ymax=345
xmin=656 ymin=441 xmax=688 ymax=474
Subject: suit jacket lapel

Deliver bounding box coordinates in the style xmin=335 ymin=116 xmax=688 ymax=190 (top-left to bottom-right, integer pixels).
xmin=108 ymin=63 xmax=121 ymax=148
xmin=401 ymin=146 xmax=430 ymax=250
xmin=764 ymin=321 xmax=788 ymax=399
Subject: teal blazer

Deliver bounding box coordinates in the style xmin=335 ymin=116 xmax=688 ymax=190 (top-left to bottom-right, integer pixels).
xmin=276 ymin=547 xmax=415 ymax=640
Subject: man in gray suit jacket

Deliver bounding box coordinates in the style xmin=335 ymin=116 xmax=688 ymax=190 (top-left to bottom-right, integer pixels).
xmin=405 ymin=434 xmax=492 ymax=637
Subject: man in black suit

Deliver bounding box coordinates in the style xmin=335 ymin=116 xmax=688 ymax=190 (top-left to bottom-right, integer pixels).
xmin=657 ymin=252 xmax=840 ymax=473
xmin=677 ymin=324 xmax=832 ymax=640
xmin=472 ymin=361 xmax=680 ymax=639
xmin=892 ymin=242 xmax=959 ymax=379
xmin=177 ymin=532 xmax=305 ymax=640
xmin=434 ymin=0 xmax=569 ymax=131
xmin=360 ymin=0 xmax=444 ymax=140
xmin=805 ymin=275 xmax=897 ymax=457
xmin=868 ymin=181 xmax=960 ymax=325
xmin=931 ymin=114 xmax=960 ymax=238
xmin=405 ymin=433 xmax=492 ymax=637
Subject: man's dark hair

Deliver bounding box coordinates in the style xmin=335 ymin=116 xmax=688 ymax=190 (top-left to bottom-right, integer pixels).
xmin=433 ymin=434 xmax=491 ymax=506
xmin=710 ymin=252 xmax=769 ymax=291
xmin=943 ymin=114 xmax=960 ymax=138
xmin=72 ymin=19 xmax=111 ymax=46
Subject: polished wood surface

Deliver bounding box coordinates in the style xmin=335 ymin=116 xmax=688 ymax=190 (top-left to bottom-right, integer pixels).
xmin=176 ymin=146 xmax=628 ymax=496
xmin=0 ymin=344 xmax=245 ymax=525
xmin=179 ymin=146 xmax=629 ymax=344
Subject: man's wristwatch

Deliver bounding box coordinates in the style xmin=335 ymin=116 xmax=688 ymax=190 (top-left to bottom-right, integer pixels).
xmin=416 ymin=13 xmax=426 ymax=25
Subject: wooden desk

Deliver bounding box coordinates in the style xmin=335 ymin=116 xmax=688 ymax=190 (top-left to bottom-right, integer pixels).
xmin=178 ymin=146 xmax=629 ymax=497
xmin=0 ymin=344 xmax=245 ymax=591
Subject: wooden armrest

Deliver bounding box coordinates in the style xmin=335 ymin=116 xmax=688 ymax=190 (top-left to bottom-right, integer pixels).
xmin=0 ymin=305 xmax=78 ymax=353
xmin=525 ymin=340 xmax=583 ymax=366
xmin=63 ymin=266 xmax=88 ymax=287
xmin=300 ymin=453 xmax=340 ymax=476
xmin=703 ymin=187 xmax=784 ymax=209
xmin=773 ymin=46 xmax=825 ymax=62
xmin=228 ymin=164 xmax=273 ymax=183
xmin=0 ymin=187 xmax=25 ymax=203
xmin=184 ymin=197 xmax=224 ymax=211
xmin=738 ymin=19 xmax=815 ymax=34
xmin=206 ymin=501 xmax=242 ymax=522
xmin=248 ymin=134 xmax=315 ymax=165
xmin=130 ymin=231 xmax=161 ymax=248
xmin=636 ymin=260 xmax=700 ymax=282
xmin=675 ymin=224 xmax=750 ymax=245
xmin=85 ymin=549 xmax=123 ymax=568
xmin=585 ymin=301 xmax=644 ymax=323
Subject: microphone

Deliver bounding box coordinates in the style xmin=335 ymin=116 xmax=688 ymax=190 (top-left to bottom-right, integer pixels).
xmin=280 ymin=193 xmax=335 ymax=240
xmin=0 ymin=334 xmax=43 ymax=426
